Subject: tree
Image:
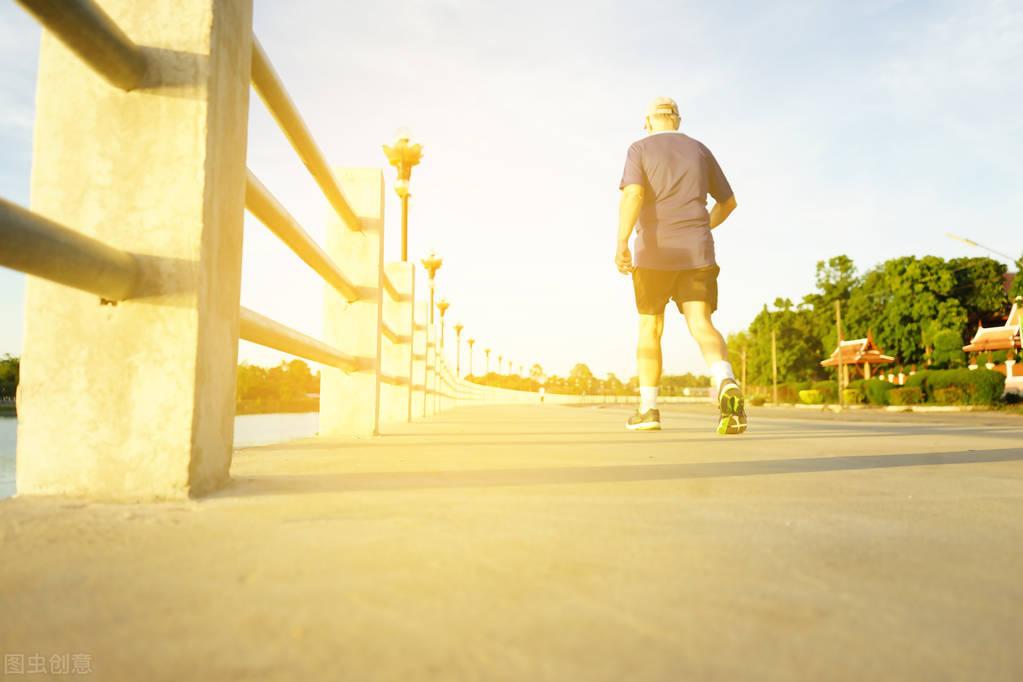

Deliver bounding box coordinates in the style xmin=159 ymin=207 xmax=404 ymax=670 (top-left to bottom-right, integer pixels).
xmin=745 ymin=300 xmax=825 ymax=385
xmin=844 ymin=256 xmax=968 ymax=366
xmin=931 ymin=330 xmax=966 ymax=368
xmin=0 ymin=354 xmax=19 ymax=399
xmin=568 ymin=363 xmax=594 ymax=391
xmin=529 ymin=364 xmax=544 ymax=382
xmin=802 ymin=255 xmax=857 ymax=353
xmin=1012 ymin=254 xmax=1023 ymax=301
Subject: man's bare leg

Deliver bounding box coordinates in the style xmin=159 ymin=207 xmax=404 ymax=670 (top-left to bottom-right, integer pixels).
xmin=628 ymin=313 xmax=664 ymax=428
xmin=680 ymin=301 xmax=727 ymax=365
xmin=681 ymin=301 xmax=747 ymax=434
xmin=637 ymin=313 xmax=664 ymax=387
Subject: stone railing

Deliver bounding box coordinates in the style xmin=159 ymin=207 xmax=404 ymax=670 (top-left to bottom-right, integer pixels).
xmin=0 ymin=0 xmax=531 ymax=499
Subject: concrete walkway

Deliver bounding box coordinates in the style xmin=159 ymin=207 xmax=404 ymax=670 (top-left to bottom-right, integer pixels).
xmin=2 ymin=404 xmax=1021 ymax=681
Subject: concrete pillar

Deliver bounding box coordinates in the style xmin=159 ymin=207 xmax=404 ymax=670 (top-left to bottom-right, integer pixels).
xmin=411 ymin=301 xmax=428 ymax=419
xmin=378 ymin=261 xmax=414 ymax=426
xmin=16 ymin=0 xmax=253 ymax=499
xmin=320 ymin=168 xmax=384 ymax=437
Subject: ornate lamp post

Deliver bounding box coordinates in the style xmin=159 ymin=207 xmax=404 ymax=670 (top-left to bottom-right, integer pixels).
xmin=454 ymin=323 xmax=464 ymax=376
xmin=498 ymin=354 xmax=503 ymax=375
xmin=467 ymin=338 xmax=476 ymax=376
xmin=485 ymin=348 xmax=491 ymax=374
xmin=436 ymin=299 xmax=450 ymax=348
xmin=383 ymin=131 xmax=423 ymax=262
xmin=420 ymin=251 xmax=443 ymax=323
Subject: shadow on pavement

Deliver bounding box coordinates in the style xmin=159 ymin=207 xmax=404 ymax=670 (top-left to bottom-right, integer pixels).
xmin=213 ymin=447 xmax=1023 ymax=499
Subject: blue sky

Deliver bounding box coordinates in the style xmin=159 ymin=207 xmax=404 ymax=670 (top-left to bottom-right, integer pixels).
xmin=1 ymin=0 xmax=1021 ymax=377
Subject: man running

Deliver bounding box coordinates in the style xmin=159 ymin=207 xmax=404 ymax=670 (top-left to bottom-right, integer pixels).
xmin=615 ymin=97 xmax=746 ymax=434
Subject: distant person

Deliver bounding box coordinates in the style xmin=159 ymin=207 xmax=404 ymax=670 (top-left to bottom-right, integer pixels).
xmin=616 ymin=97 xmax=746 ymax=434
xmin=539 ymin=386 xmax=545 ymax=404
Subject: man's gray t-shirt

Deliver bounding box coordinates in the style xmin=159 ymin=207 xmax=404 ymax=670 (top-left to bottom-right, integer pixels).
xmin=619 ymin=132 xmax=733 ymax=271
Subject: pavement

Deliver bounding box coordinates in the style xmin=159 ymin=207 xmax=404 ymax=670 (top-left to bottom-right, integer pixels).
xmin=1 ymin=403 xmax=1021 ymax=681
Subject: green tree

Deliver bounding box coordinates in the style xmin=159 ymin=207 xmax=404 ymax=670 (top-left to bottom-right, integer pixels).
xmin=0 ymin=354 xmax=19 ymax=399
xmin=844 ymin=256 xmax=968 ymax=366
xmin=802 ymin=255 xmax=857 ymax=353
xmin=1012 ymin=254 xmax=1023 ymax=300
xmin=746 ymin=299 xmax=826 ymax=385
xmin=931 ymin=330 xmax=966 ymax=368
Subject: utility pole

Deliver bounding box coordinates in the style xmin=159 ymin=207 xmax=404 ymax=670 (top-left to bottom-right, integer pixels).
xmin=741 ymin=346 xmax=747 ymax=391
xmin=771 ymin=329 xmax=778 ymax=404
xmin=835 ymin=300 xmax=845 ymax=409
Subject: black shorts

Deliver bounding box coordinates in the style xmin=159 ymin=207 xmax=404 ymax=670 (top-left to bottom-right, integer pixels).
xmin=632 ymin=265 xmax=720 ymax=315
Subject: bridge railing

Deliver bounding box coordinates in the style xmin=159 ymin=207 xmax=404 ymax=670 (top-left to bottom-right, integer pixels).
xmin=1 ymin=0 xmax=518 ymax=500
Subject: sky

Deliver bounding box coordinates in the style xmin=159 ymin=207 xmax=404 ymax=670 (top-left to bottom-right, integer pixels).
xmin=1 ymin=0 xmax=1021 ymax=379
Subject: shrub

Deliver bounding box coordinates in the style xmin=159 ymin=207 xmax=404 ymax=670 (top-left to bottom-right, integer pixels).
xmin=812 ymin=380 xmax=839 ymax=403
xmin=863 ymin=379 xmax=895 ymax=405
xmin=926 ymin=369 xmax=1005 ymax=405
xmin=888 ymin=387 xmax=923 ymax=405
xmin=932 ymin=386 xmax=964 ymax=404
xmin=750 ymin=396 xmax=766 ymax=406
xmin=932 ymin=330 xmax=966 ymax=368
xmin=904 ymin=370 xmax=930 ymax=396
xmin=799 ymin=389 xmax=824 ymax=405
xmin=775 ymin=383 xmax=800 ymax=403
xmin=842 ymin=388 xmax=864 ymax=404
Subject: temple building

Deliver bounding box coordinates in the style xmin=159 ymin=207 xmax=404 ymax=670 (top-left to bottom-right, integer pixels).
xmin=821 ymin=331 xmax=896 ymax=381
xmin=963 ymin=296 xmax=1022 ymax=393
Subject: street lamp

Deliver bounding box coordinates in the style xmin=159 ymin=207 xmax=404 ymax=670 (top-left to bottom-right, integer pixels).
xmin=383 ymin=131 xmax=423 ymax=262
xmin=498 ymin=354 xmax=503 ymax=375
xmin=436 ymin=299 xmax=450 ymax=348
xmin=454 ymin=323 xmax=464 ymax=376
xmin=945 ymin=233 xmax=1015 ymax=262
xmin=485 ymin=348 xmax=491 ymax=374
xmin=420 ymin=251 xmax=443 ymax=323
xmin=467 ymin=337 xmax=475 ymax=376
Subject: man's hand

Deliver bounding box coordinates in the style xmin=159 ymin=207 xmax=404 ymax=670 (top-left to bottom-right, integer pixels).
xmin=615 ymin=241 xmax=634 ymax=274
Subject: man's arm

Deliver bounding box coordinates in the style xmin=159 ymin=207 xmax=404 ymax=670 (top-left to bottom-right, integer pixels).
xmin=709 ymin=194 xmax=737 ymax=229
xmin=616 ymin=184 xmax=644 ymax=273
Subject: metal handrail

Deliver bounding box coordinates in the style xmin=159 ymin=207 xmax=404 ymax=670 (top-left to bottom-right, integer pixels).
xmin=250 ymin=37 xmax=362 ymax=233
xmin=0 ymin=197 xmax=137 ymax=301
xmin=239 ymin=307 xmax=368 ymax=373
xmin=245 ymin=171 xmax=365 ymax=303
xmin=15 ymin=0 xmax=146 ymax=91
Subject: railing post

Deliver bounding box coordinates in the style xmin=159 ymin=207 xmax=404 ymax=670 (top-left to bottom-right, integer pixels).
xmin=16 ymin=0 xmax=253 ymax=499
xmin=379 ymin=262 xmax=414 ymax=426
xmin=411 ymin=301 xmax=428 ymax=418
xmin=425 ymin=325 xmax=437 ymax=417
xmin=320 ymin=168 xmax=384 ymax=437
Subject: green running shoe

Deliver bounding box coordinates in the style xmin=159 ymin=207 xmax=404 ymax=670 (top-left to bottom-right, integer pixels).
xmin=626 ymin=409 xmax=661 ymax=431
xmin=716 ymin=379 xmax=747 ymax=435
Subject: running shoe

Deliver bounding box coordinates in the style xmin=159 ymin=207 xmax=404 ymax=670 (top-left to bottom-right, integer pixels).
xmin=626 ymin=409 xmax=661 ymax=431
xmin=716 ymin=379 xmax=747 ymax=435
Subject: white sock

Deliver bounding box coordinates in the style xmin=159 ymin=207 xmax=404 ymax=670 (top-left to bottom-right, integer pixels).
xmin=710 ymin=361 xmax=736 ymax=391
xmin=639 ymin=386 xmax=658 ymax=413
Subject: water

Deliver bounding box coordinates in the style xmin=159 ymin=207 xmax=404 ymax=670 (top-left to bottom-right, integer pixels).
xmin=0 ymin=412 xmax=318 ymax=499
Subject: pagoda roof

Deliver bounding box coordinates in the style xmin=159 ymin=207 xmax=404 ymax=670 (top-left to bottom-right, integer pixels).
xmin=963 ymin=297 xmax=1022 ymax=353
xmin=820 ymin=331 xmax=896 ymax=367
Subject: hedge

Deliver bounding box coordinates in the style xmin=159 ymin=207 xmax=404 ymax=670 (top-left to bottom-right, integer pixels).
xmin=842 ymin=388 xmax=864 ymax=404
xmin=925 ymin=369 xmax=1004 ymax=406
xmin=811 ymin=380 xmax=839 ymax=403
xmin=863 ymin=378 xmax=895 ymax=405
xmin=799 ymin=389 xmax=825 ymax=405
xmin=888 ymin=387 xmax=923 ymax=405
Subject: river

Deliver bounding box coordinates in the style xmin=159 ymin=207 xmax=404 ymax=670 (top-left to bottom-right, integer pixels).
xmin=0 ymin=412 xmax=319 ymax=499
